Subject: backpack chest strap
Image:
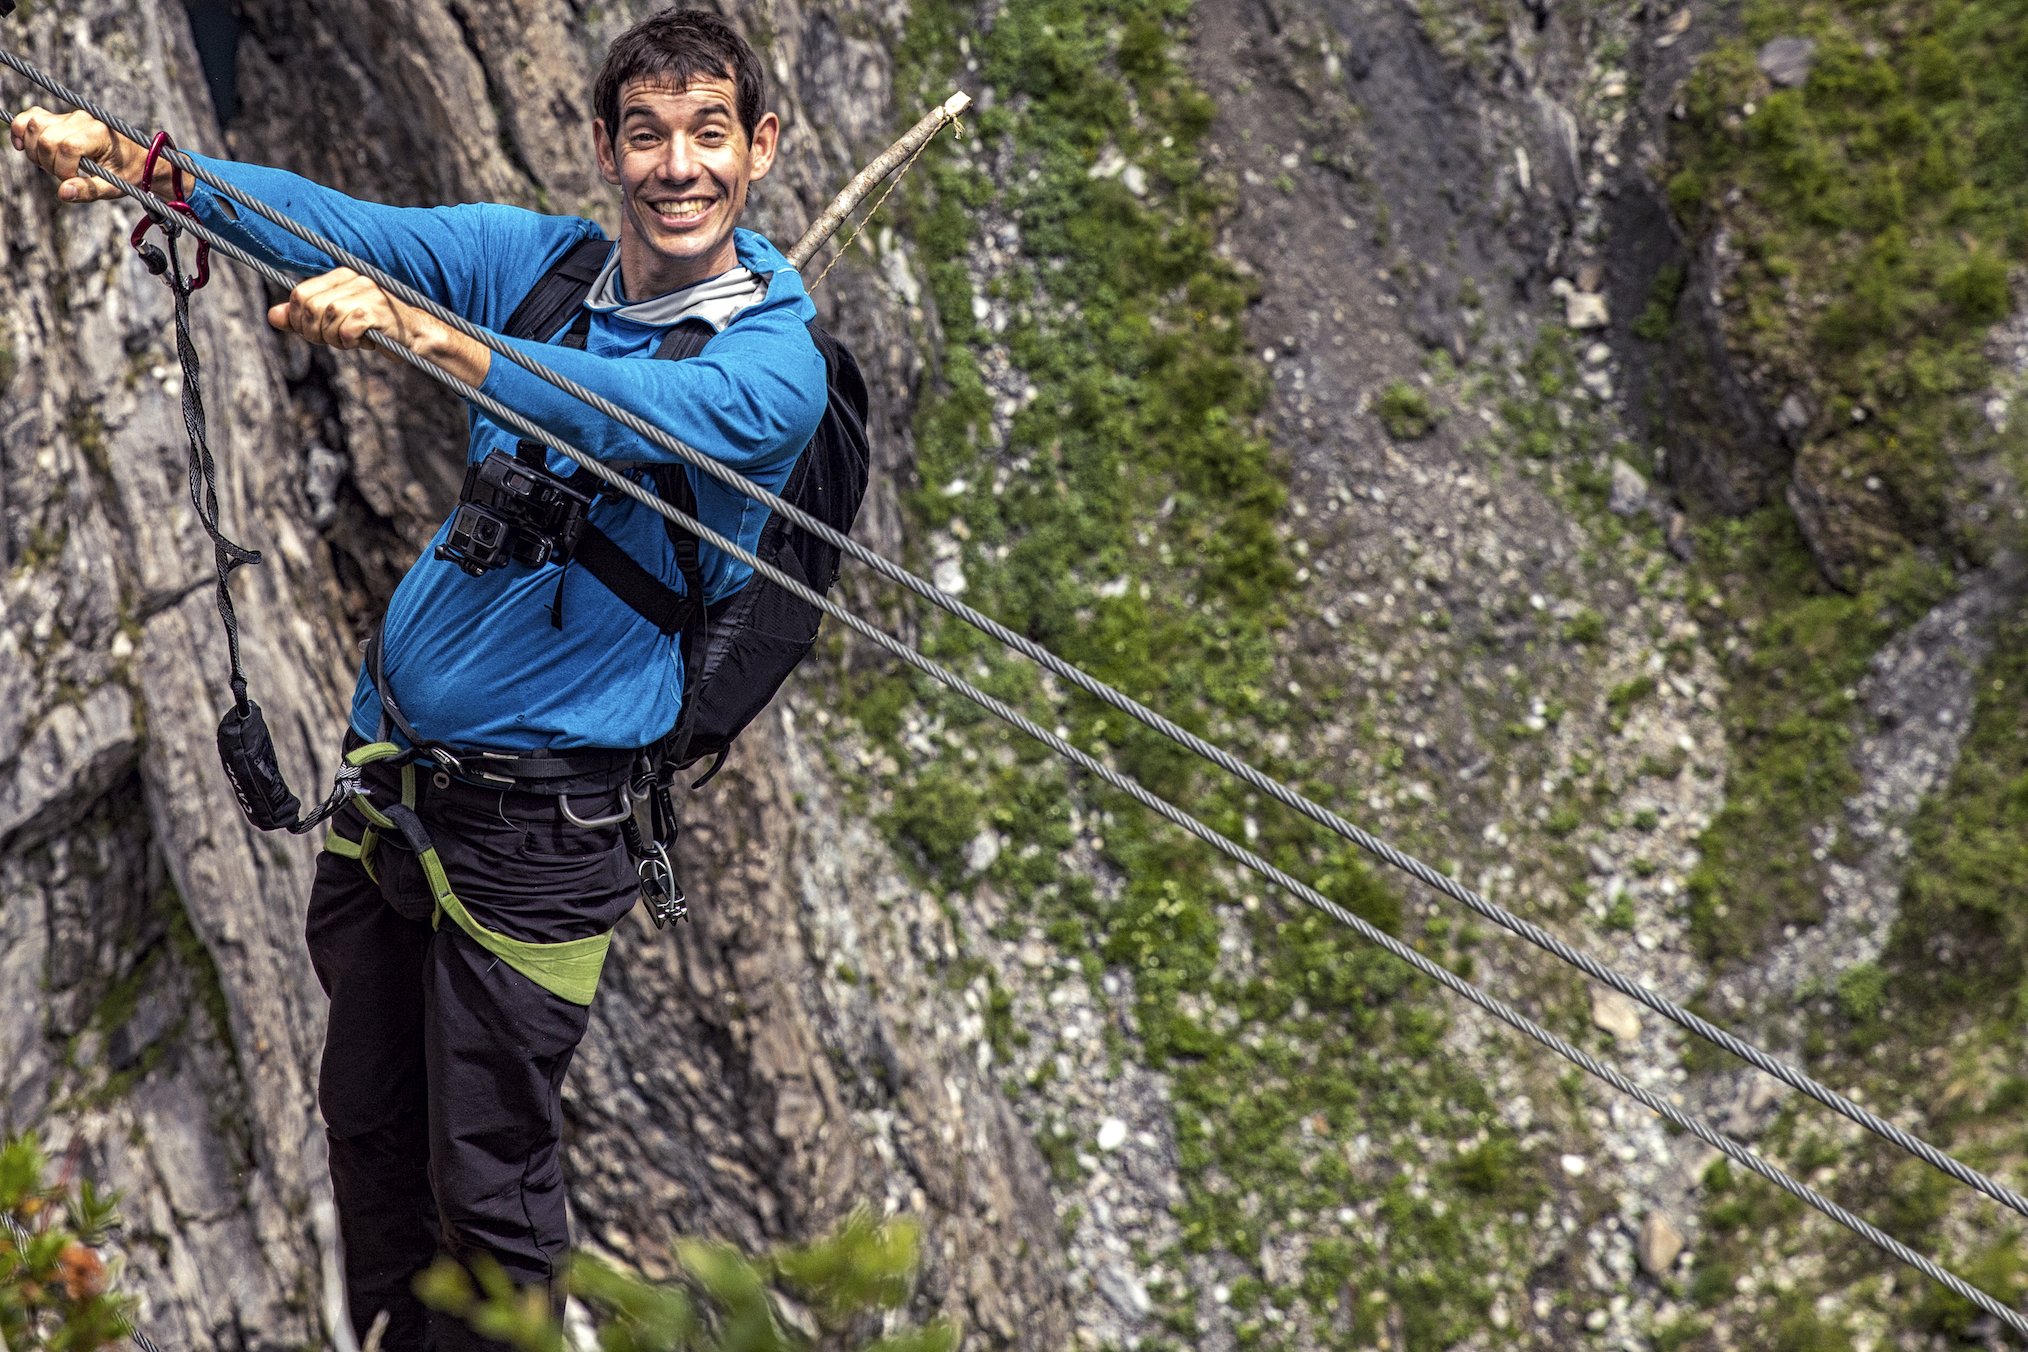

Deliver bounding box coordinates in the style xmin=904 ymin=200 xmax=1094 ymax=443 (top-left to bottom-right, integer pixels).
xmin=530 ymin=305 xmax=712 ymax=634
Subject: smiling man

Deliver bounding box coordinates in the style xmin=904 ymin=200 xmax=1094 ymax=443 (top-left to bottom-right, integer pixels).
xmin=10 ymin=9 xmax=825 ymax=1351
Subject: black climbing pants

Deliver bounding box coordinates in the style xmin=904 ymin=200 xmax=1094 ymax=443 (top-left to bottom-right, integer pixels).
xmin=304 ymin=751 xmax=638 ymax=1352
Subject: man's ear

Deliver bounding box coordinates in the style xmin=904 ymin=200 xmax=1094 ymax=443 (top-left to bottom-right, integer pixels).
xmin=593 ymin=119 xmax=621 ymax=187
xmin=745 ymin=111 xmax=781 ymax=182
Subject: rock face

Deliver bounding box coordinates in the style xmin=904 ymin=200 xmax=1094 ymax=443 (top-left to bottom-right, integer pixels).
xmin=2 ymin=2 xmax=1066 ymax=1345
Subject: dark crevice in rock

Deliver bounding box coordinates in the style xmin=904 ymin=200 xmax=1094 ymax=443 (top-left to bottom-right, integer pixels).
xmin=178 ymin=0 xmax=244 ymax=126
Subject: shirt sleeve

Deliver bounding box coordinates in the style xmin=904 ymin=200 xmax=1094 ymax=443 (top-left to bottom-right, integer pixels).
xmin=180 ymin=153 xmax=592 ymax=327
xmin=476 ymin=306 xmax=829 ymax=475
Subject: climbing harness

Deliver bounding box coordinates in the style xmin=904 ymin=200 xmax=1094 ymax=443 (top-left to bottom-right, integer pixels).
xmin=8 ymin=47 xmax=2028 ymax=1333
xmin=320 ymin=743 xmax=614 ymax=1004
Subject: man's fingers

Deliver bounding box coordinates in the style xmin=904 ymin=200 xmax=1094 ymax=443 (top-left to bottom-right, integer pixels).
xmin=10 ymin=105 xmax=52 ymax=152
xmin=11 ymin=108 xmax=127 ymax=204
xmin=270 ymin=270 xmax=391 ymax=351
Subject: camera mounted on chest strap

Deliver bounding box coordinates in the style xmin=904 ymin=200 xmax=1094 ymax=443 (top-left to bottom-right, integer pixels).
xmin=436 ymin=442 xmax=592 ymax=576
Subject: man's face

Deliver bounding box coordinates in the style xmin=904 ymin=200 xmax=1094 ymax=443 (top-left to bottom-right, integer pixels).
xmin=594 ymin=71 xmax=779 ymax=296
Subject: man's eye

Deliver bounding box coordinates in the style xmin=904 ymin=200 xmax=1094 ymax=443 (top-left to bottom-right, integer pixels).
xmin=630 ymin=135 xmax=657 ymax=148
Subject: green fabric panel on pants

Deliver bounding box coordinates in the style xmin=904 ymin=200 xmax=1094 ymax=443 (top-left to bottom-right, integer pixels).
xmin=417 ymin=847 xmax=611 ymax=1007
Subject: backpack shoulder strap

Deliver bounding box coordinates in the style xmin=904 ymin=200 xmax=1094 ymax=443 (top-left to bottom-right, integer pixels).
xmin=501 ymin=236 xmax=614 ymax=343
xmin=645 ymin=318 xmax=716 ymax=595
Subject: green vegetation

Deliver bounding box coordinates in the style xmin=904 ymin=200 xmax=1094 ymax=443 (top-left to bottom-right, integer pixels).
xmin=1375 ymin=379 xmax=1440 ymax=441
xmin=1 ymin=1133 xmax=136 ymax=1352
xmin=1887 ymin=611 xmax=2028 ymax=1013
xmin=1682 ymin=518 xmax=1951 ymax=962
xmin=1631 ymin=264 xmax=1685 ymax=343
xmin=419 ymin=1209 xmax=952 ymax=1352
xmin=1667 ymin=0 xmax=2028 ymax=573
xmin=837 ymin=1 xmax=1545 ymax=1341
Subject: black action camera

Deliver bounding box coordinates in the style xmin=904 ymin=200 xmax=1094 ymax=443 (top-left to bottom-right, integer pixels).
xmin=435 ymin=447 xmax=591 ymax=576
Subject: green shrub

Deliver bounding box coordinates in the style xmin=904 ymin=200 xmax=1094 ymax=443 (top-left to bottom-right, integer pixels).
xmin=1835 ymin=961 xmax=1889 ymax=1024
xmin=1375 ymin=380 xmax=1440 ymax=440
xmin=420 ymin=1209 xmax=952 ymax=1352
xmin=0 ymin=1134 xmax=136 ymax=1352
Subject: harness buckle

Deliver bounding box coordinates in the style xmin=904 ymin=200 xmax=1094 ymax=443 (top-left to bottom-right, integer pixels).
xmin=638 ymin=843 xmax=687 ymax=927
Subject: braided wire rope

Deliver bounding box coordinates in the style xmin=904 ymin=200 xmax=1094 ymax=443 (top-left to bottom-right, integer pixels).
xmin=0 ymin=1208 xmax=171 ymax=1352
xmin=48 ymin=145 xmax=2028 ymax=1339
xmin=6 ymin=48 xmax=2016 ymax=1229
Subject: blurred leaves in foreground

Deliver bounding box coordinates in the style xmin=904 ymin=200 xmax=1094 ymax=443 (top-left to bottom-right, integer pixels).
xmin=0 ymin=1133 xmax=136 ymax=1352
xmin=417 ymin=1208 xmax=955 ymax=1352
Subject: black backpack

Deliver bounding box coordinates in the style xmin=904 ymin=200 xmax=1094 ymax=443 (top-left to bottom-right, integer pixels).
xmin=502 ymin=237 xmax=871 ymax=782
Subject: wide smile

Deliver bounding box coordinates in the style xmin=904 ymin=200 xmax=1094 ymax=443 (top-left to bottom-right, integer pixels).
xmin=645 ymin=196 xmax=717 ymax=230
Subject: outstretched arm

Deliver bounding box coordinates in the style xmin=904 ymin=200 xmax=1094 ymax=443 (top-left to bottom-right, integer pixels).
xmin=257 ymin=269 xmax=826 ymax=476
xmin=9 ymin=105 xmax=586 ymax=325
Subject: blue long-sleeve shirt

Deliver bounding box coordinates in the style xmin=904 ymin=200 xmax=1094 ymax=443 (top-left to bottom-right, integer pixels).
xmin=184 ymin=155 xmax=827 ymax=752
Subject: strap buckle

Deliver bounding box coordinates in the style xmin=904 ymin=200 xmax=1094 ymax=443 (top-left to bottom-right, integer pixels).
xmin=638 ymin=843 xmax=687 ymax=927
xmin=128 ymin=132 xmax=209 ymax=291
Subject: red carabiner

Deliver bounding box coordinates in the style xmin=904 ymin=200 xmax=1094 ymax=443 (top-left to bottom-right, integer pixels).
xmin=128 ymin=131 xmax=209 ymax=292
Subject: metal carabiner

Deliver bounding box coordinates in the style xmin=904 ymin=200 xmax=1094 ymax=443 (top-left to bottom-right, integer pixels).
xmin=560 ymin=783 xmax=633 ymax=829
xmin=127 ymin=131 xmax=209 ymax=291
xmin=637 ymin=842 xmax=687 ymax=927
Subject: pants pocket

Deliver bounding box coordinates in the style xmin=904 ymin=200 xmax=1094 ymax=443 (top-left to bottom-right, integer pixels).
xmin=372 ymin=838 xmax=439 ymax=927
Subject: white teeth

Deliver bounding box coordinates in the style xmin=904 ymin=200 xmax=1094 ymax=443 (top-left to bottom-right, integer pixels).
xmin=651 ymin=200 xmax=710 ymax=221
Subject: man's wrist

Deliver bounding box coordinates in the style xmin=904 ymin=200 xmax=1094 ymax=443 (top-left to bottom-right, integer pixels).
xmin=403 ymin=307 xmax=491 ymax=384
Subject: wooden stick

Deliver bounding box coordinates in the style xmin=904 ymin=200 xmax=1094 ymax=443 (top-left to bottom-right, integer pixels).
xmin=787 ymin=90 xmax=971 ymax=271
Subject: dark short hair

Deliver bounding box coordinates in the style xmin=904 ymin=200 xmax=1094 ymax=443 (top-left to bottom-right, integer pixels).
xmin=593 ymin=8 xmax=765 ymax=141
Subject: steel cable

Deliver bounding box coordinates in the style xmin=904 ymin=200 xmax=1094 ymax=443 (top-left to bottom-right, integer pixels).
xmin=48 ymin=150 xmax=2028 ymax=1339
xmin=7 ymin=45 xmax=2015 ymax=1229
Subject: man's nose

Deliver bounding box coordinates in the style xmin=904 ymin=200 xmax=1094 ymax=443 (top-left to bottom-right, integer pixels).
xmin=656 ymin=135 xmax=700 ymax=181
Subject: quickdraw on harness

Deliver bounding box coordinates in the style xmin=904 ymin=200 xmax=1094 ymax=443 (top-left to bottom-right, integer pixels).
xmin=128 ymin=130 xmax=360 ymax=837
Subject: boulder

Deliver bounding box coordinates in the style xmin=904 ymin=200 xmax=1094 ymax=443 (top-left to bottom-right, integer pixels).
xmin=1638 ymin=1211 xmax=1686 ymax=1276
xmin=1757 ymin=36 xmax=1817 ymax=89
xmin=1608 ymin=459 xmax=1650 ymax=518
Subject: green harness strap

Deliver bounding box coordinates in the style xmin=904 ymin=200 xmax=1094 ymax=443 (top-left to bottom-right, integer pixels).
xmin=322 ymin=741 xmax=612 ymax=1006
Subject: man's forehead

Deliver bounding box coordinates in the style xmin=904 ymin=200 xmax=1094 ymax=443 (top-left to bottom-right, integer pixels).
xmin=618 ymin=72 xmax=739 ymax=117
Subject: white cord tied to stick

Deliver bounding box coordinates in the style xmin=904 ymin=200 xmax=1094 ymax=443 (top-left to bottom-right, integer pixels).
xmin=788 ymin=90 xmax=970 ymax=287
